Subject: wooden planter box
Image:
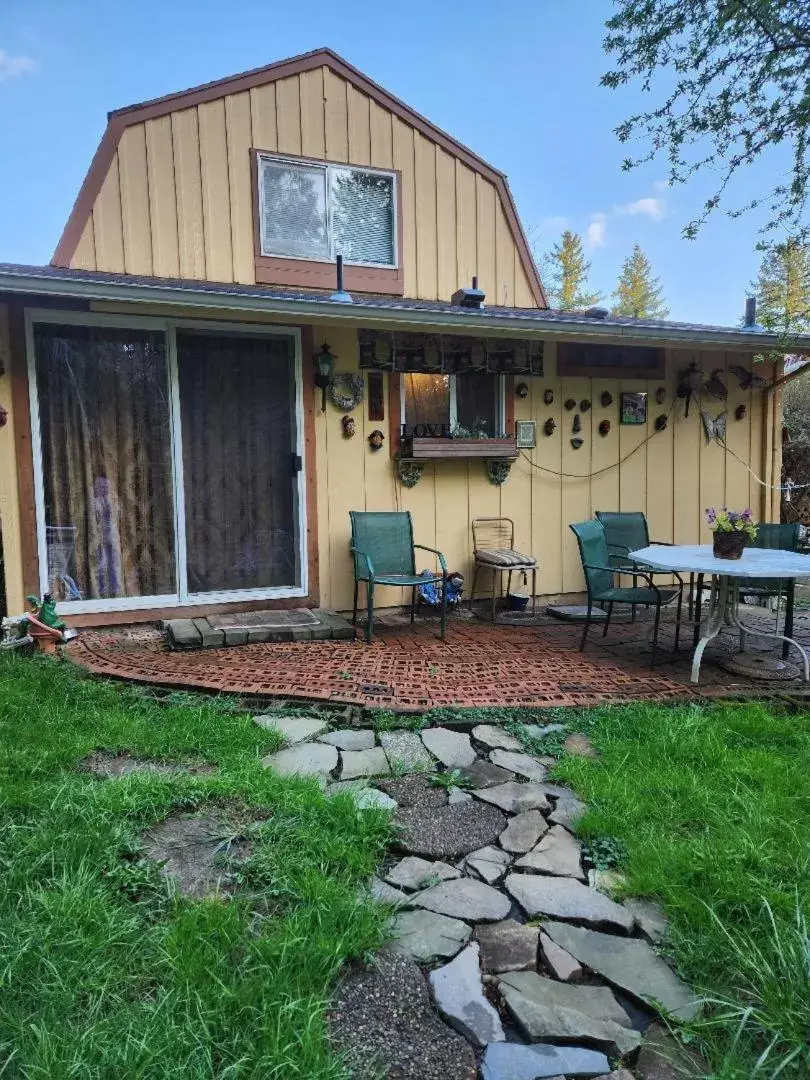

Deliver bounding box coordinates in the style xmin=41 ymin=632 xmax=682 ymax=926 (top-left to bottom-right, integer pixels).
xmin=406 ymin=436 xmax=517 ymax=460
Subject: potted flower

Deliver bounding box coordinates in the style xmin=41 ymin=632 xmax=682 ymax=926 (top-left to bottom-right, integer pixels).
xmin=706 ymin=507 xmax=758 ymax=559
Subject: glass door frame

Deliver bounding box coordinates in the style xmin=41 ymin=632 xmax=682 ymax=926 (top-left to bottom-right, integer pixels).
xmin=25 ymin=308 xmax=308 ymax=614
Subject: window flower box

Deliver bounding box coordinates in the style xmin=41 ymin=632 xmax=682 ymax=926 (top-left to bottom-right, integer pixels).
xmin=405 ymin=436 xmax=518 ymax=460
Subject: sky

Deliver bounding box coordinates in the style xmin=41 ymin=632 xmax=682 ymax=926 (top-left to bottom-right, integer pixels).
xmin=0 ymin=0 xmax=782 ymax=325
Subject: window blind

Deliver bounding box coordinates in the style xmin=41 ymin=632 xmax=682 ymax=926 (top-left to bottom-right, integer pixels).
xmin=260 ymin=160 xmax=329 ymax=260
xmin=330 ymin=169 xmax=395 ymax=266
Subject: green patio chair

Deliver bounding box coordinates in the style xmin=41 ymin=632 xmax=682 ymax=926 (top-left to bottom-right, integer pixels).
xmin=349 ymin=511 xmax=448 ymax=644
xmin=569 ymin=519 xmax=682 ymax=666
xmin=735 ymin=522 xmax=800 ymax=659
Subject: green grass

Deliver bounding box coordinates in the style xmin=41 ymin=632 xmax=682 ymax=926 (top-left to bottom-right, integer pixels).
xmin=0 ymin=654 xmax=391 ymax=1079
xmin=550 ymin=699 xmax=810 ymax=1079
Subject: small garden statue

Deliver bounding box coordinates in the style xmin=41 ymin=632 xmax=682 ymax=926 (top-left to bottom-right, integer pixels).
xmin=25 ymin=594 xmax=67 ymax=631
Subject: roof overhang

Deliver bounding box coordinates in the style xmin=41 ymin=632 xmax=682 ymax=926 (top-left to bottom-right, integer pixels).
xmin=2 ymin=263 xmax=808 ymax=353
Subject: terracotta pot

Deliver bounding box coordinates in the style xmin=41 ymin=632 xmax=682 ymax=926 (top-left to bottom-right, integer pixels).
xmin=712 ymin=530 xmax=747 ymax=560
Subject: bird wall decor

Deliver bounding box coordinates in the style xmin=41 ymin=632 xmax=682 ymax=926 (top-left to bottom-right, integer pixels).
xmin=677 ymin=361 xmax=703 ymax=416
xmin=729 ymin=364 xmax=769 ymax=391
xmin=703 ymin=369 xmax=728 ymax=401
xmin=700 ymin=409 xmax=727 ymax=444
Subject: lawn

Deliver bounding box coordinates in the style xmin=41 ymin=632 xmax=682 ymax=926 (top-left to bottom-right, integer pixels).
xmin=0 ymin=654 xmax=391 ymax=1079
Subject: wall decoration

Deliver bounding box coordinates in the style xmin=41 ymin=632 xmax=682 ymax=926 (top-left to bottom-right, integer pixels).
xmin=367 ymin=371 xmax=385 ymax=421
xmin=700 ymin=409 xmax=727 ymax=443
xmin=570 ymin=437 xmax=584 ymax=450
xmin=655 ymin=387 xmax=666 ymax=405
xmin=735 ymin=404 xmax=747 ymax=421
xmin=544 ymin=389 xmax=555 ymax=405
xmin=543 ymin=418 xmax=557 ymax=436
xmin=487 ymin=459 xmax=513 ymax=485
xmin=515 ymin=419 xmax=537 ymax=449
xmin=329 ymin=372 xmax=364 ymax=411
xmin=341 ymin=415 xmax=356 ymax=438
xmin=704 ymin=369 xmax=728 ymax=401
xmin=572 ymin=414 xmax=582 ymax=434
xmin=0 ymin=404 xmax=7 ymax=428
xmin=516 ymin=381 xmax=529 ymax=398
xmin=598 ymin=419 xmax=611 ymax=437
xmin=654 ymin=414 xmax=668 ymax=431
xmin=397 ymin=458 xmax=425 ymax=488
xmin=600 ymin=390 xmax=613 ymax=407
xmin=368 ymin=428 xmax=385 ymax=450
xmin=358 ymin=328 xmax=543 ymax=374
xmin=729 ymin=364 xmax=768 ymax=390
xmin=620 ymin=391 xmax=648 ymax=425
xmin=580 ymin=399 xmax=591 ymax=412
xmin=676 ymin=361 xmax=703 ymax=416
xmin=564 ymin=398 xmax=577 ymax=411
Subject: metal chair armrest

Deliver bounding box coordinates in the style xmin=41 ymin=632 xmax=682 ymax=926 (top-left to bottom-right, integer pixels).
xmin=584 ymin=563 xmax=656 ymax=590
xmin=414 ymin=543 xmax=448 ymax=574
xmin=349 ymin=546 xmax=375 ymax=580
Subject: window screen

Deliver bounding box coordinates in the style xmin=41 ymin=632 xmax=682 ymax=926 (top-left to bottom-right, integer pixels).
xmin=260 ymin=160 xmax=329 ymax=260
xmin=457 ymin=375 xmax=499 ymax=436
xmin=330 ymin=169 xmax=395 ymax=265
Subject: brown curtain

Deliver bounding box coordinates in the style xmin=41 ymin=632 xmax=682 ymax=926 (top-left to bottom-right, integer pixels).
xmin=176 ymin=331 xmax=298 ymax=593
xmin=34 ymin=324 xmax=175 ymax=601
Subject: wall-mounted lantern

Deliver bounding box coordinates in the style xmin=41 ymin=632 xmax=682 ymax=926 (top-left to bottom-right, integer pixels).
xmin=314 ymin=344 xmax=336 ymax=412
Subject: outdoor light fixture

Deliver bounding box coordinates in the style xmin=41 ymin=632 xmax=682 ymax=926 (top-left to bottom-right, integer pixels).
xmin=315 ymin=343 xmax=336 ymax=412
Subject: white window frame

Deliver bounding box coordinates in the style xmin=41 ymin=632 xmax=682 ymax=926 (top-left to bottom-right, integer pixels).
xmin=25 ymin=309 xmax=308 ymax=614
xmin=399 ymin=374 xmax=506 ymax=433
xmin=257 ymin=152 xmax=399 ymax=269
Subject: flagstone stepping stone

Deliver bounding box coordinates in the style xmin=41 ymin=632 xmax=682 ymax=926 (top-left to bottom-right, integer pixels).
xmin=456 ymin=759 xmax=515 ymax=789
xmin=480 ymin=1042 xmax=610 ymax=1080
xmin=589 ymin=868 xmax=627 ymax=894
xmin=541 ymin=781 xmax=580 ymax=799
xmin=564 ymin=732 xmax=598 ymax=758
xmin=540 ymin=930 xmax=583 ymax=981
xmin=140 ymin=812 xmax=252 ymax=899
xmin=464 ymin=845 xmax=511 ymax=885
xmin=595 ymin=1071 xmax=634 ymax=1080
xmin=369 ymin=875 xmax=408 ymax=905
xmin=379 ymin=772 xmax=447 ymax=808
xmin=421 ymin=727 xmax=477 ymax=768
xmin=385 ymin=856 xmax=460 ymax=891
xmin=340 ymin=746 xmax=390 ymax=780
xmin=391 ymin=909 xmax=472 ymax=963
xmin=500 ymin=809 xmax=549 ymax=853
xmin=448 ymin=786 xmax=472 ymax=805
xmin=504 ymin=875 xmax=635 ymax=932
xmin=254 ymin=715 xmax=329 ymax=744
xmin=379 ymin=729 xmax=435 ymax=771
xmin=429 ymin=943 xmax=504 ymax=1047
xmin=326 ymin=781 xmax=396 ymax=810
xmin=516 ymin=824 xmax=584 ymax=880
xmin=498 ymin=971 xmax=640 ymax=1056
xmin=262 ymin=741 xmax=338 ymax=782
xmin=413 ymin=878 xmax=511 ymax=922
xmin=475 ymin=919 xmax=539 ymax=973
xmin=318 ymin=728 xmax=376 ymax=750
xmin=328 ymin=950 xmax=477 ymax=1080
xmin=622 ymin=897 xmax=669 ymax=943
xmin=489 ymin=748 xmax=548 ymax=781
xmin=634 ymin=1021 xmax=710 ymax=1079
xmin=549 ymin=794 xmax=588 ymax=831
xmin=521 ymin=722 xmax=567 ymax=741
xmin=474 ymin=781 xmax=551 ymax=814
xmin=541 ymin=921 xmax=700 ymax=1021
xmin=394 ymin=801 xmax=507 ymax=859
xmin=471 ymin=724 xmax=524 ymax=751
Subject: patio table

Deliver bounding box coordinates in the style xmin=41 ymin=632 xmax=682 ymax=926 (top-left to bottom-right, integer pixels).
xmin=629 ymin=544 xmax=810 ymax=684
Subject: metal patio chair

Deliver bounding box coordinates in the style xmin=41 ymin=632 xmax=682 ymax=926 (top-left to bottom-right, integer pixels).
xmin=470 ymin=517 xmax=538 ymax=622
xmin=735 ymin=522 xmax=800 ymax=659
xmin=570 ymin=519 xmax=682 ymax=667
xmin=349 ymin=511 xmax=448 ymax=644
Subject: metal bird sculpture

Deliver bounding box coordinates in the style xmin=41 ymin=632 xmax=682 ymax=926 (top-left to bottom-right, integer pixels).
xmin=728 ymin=364 xmax=769 ymax=391
xmin=703 ymin=369 xmax=728 ymax=401
xmin=677 ymin=361 xmax=703 ymax=416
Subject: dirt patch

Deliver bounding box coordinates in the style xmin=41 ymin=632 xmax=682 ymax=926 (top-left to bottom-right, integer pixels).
xmin=377 ymin=773 xmax=448 ymax=809
xmin=140 ymin=811 xmax=254 ymax=898
xmin=82 ymin=751 xmax=215 ymax=778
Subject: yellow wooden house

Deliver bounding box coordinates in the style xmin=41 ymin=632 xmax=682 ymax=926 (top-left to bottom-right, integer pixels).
xmin=0 ymin=48 xmax=797 ymax=627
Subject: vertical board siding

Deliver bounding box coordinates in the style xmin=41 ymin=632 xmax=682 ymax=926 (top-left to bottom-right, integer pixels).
xmin=68 ymin=68 xmax=542 ymax=306
xmin=0 ymin=304 xmax=25 ymax=614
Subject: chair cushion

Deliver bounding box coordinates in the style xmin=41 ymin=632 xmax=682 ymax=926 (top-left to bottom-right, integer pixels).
xmin=475 ymin=548 xmax=536 ymax=567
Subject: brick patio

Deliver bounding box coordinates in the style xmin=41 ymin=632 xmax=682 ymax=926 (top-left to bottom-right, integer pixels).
xmin=66 ymin=605 xmax=810 ymax=710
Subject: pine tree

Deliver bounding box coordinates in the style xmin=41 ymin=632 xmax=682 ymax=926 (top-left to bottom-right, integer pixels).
xmin=542 ymin=231 xmax=601 ymax=310
xmin=751 ymin=239 xmax=810 ymax=334
xmin=611 ymin=244 xmax=669 ymax=318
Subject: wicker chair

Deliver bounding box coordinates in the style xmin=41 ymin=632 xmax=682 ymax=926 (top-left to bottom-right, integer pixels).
xmin=470 ymin=517 xmax=538 ymax=622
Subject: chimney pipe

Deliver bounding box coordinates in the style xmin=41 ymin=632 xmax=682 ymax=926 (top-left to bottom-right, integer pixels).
xmin=329 ymin=254 xmax=353 ymax=304
xmin=744 ymin=296 xmax=757 ymax=327
xmin=472 ymin=276 xmax=478 ymax=290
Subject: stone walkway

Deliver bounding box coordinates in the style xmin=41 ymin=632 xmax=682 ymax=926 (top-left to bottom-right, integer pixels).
xmin=258 ymin=713 xmax=706 ymax=1080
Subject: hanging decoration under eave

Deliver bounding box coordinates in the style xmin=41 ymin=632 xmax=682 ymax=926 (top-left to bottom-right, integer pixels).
xmin=358 ymin=329 xmax=543 ymax=376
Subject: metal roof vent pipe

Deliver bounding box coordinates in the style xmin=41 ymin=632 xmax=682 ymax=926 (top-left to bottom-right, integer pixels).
xmin=744 ymin=295 xmax=764 ymax=332
xmin=451 ymin=276 xmax=486 ymax=309
xmin=329 ymin=254 xmax=354 ymax=304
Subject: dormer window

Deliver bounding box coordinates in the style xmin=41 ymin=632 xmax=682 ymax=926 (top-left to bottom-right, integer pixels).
xmin=257 ymin=153 xmax=397 ymax=268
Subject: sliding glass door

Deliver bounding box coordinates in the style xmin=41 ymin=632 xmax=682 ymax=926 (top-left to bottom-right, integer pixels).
xmin=28 ymin=314 xmax=306 ymax=612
